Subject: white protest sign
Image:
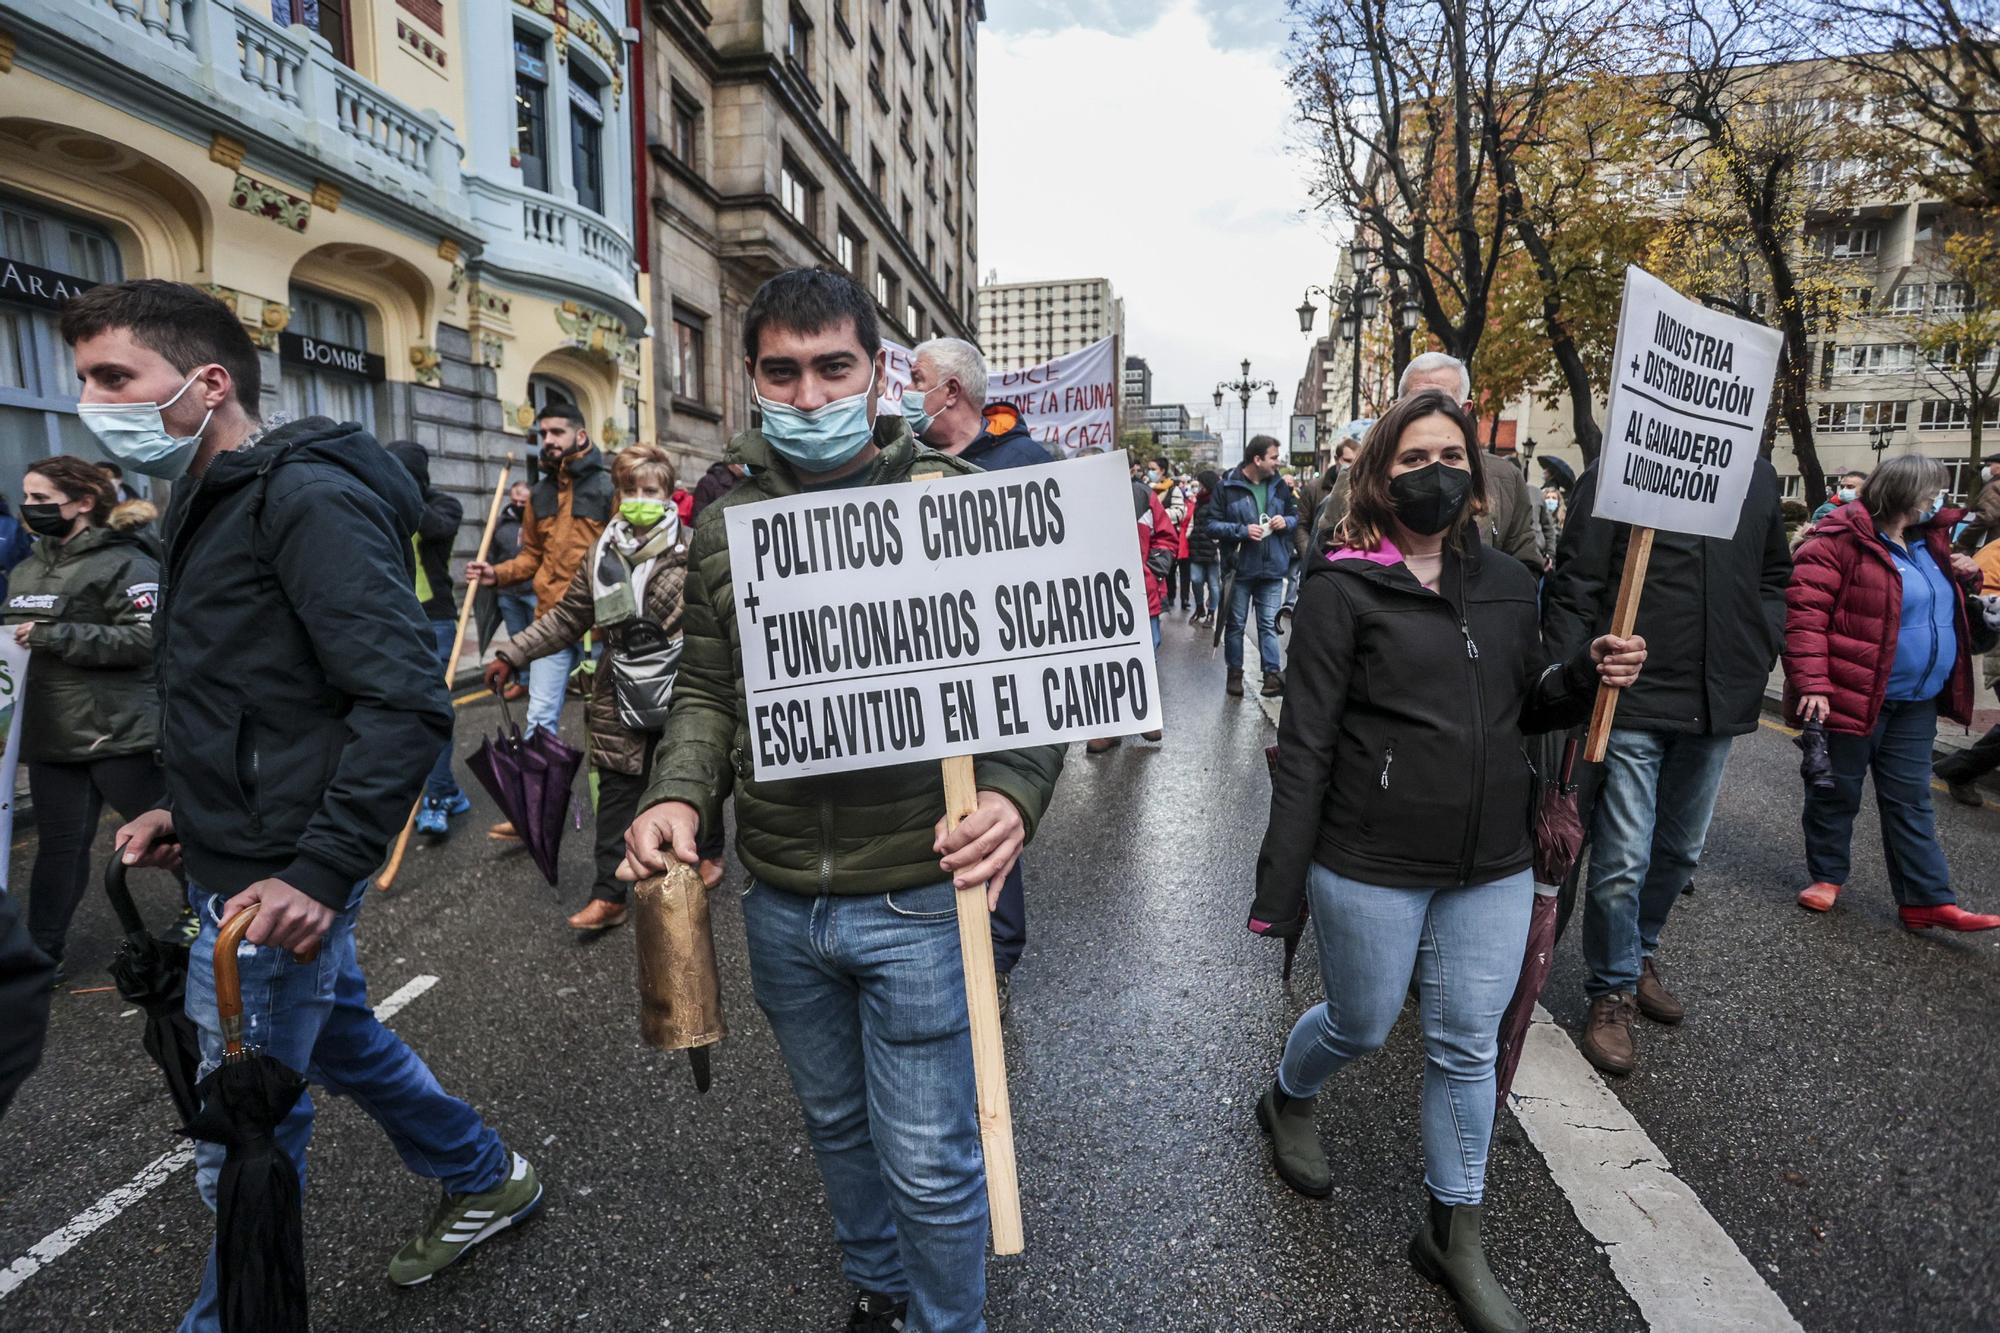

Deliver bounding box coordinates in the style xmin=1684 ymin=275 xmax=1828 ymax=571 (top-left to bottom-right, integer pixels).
xmin=885 ymin=337 xmax=1119 ymax=458
xmin=1596 ymin=266 xmax=1782 ymax=539
xmin=725 ymin=451 xmax=1160 ymax=780
xmin=0 ymin=638 xmax=25 ymax=890
xmin=876 ymin=340 xmax=918 ymax=418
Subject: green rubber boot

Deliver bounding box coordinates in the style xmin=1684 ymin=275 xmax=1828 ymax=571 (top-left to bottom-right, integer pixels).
xmin=1409 ymin=1195 xmax=1527 ymax=1333
xmin=1255 ymin=1081 xmax=1331 ymax=1198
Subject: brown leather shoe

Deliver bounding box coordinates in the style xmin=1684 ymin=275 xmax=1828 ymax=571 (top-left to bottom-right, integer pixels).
xmin=1581 ymin=993 xmax=1637 ymax=1076
xmin=1226 ymin=669 xmax=1245 ymax=697
xmin=567 ymin=899 xmax=628 ymax=931
xmin=1260 ymin=671 xmax=1285 ymax=697
xmin=1140 ymin=729 xmax=1163 ymax=742
xmin=1635 ymin=957 xmax=1685 ymax=1025
xmin=1085 ymin=736 xmax=1120 ymax=755
xmin=488 ymin=821 xmax=520 ymax=841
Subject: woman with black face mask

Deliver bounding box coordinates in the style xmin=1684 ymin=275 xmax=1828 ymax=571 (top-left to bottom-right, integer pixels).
xmin=1246 ymin=389 xmax=1646 ymax=1333
xmin=4 ymin=456 xmax=166 ymax=985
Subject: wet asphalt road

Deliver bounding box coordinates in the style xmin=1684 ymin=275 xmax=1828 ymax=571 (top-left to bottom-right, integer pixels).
xmin=2 ymin=616 xmax=1997 ymax=1332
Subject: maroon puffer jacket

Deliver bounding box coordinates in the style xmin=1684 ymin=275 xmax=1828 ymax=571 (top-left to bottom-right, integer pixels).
xmin=1782 ymin=500 xmax=1978 ymax=735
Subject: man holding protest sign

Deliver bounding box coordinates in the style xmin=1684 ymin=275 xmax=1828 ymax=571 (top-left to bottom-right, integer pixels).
xmin=1544 ymin=267 xmax=1791 ymax=1078
xmin=907 ymin=336 xmax=1052 ymax=1006
xmin=620 ymin=269 xmax=1074 ymax=1333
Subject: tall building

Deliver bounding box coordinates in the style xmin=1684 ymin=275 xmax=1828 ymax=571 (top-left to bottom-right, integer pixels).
xmin=647 ymin=1 xmax=985 ymax=467
xmin=976 ymin=276 xmax=1124 ymax=368
xmin=0 ymin=0 xmax=652 ymax=551
xmin=1133 ymin=402 xmax=1189 ymax=440
xmin=1293 ymin=335 xmax=1343 ymax=458
xmin=1124 ymin=354 xmax=1152 ymax=407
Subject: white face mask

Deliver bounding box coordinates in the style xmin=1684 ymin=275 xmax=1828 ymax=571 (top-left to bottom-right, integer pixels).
xmin=77 ymin=371 xmax=213 ymax=480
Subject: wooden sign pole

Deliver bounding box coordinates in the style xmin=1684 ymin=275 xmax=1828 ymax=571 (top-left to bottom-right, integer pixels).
xmin=1583 ymin=525 xmax=1655 ymax=764
xmin=915 ymin=469 xmax=1023 ymax=1255
xmin=378 ymin=465 xmax=512 ymax=890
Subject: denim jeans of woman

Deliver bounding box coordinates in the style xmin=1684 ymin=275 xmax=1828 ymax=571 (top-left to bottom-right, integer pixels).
xmin=1802 ymin=696 xmax=1955 ymax=906
xmin=1189 ymin=559 xmax=1220 ymax=617
xmin=1276 ymin=865 xmax=1533 ymax=1205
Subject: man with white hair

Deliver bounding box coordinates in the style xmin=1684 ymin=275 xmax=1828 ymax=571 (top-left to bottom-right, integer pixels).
xmin=904 ymin=337 xmax=1050 ymax=1013
xmin=1312 ymin=353 xmax=1543 ymax=569
xmin=906 ymin=336 xmax=1051 ymax=470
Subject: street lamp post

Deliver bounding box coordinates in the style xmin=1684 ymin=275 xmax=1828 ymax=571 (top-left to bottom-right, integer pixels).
xmin=1214 ymin=358 xmax=1280 ymax=454
xmin=1299 ymin=263 xmax=1421 ymax=421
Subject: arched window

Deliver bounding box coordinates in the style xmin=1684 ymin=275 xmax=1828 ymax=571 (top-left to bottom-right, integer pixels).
xmin=0 ymin=195 xmax=124 ymax=501
xmin=281 ymin=285 xmax=379 ymax=431
xmin=528 ymin=373 xmax=580 ymax=417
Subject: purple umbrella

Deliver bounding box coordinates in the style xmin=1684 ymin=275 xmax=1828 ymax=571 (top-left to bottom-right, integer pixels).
xmin=1494 ymin=892 xmax=1558 ymax=1106
xmin=467 ymin=693 xmax=582 ymax=885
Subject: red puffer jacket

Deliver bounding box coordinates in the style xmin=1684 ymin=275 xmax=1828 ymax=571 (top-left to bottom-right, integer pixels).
xmin=1782 ymin=500 xmax=1978 ymax=735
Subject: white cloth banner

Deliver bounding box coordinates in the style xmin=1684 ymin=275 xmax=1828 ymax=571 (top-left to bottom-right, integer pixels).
xmin=0 ymin=639 xmax=26 ymax=891
xmin=1595 ymin=266 xmax=1782 ymax=539
xmin=724 ymin=452 xmax=1161 ymax=780
xmin=881 ymin=336 xmax=1120 ymax=458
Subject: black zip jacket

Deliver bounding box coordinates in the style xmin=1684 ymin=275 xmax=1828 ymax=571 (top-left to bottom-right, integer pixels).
xmin=157 ymin=418 xmax=453 ymax=911
xmin=1541 ymin=458 xmax=1789 ymax=737
xmin=386 ymin=442 xmax=464 ymax=621
xmin=1250 ymin=534 xmax=1598 ymax=934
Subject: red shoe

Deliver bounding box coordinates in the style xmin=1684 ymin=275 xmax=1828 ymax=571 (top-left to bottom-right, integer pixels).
xmin=1898 ymin=903 xmax=2000 ymax=932
xmin=1797 ymin=882 xmax=1841 ymax=912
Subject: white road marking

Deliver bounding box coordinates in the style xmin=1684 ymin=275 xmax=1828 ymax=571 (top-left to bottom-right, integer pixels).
xmin=1508 ymin=1005 xmax=1804 ymax=1332
xmin=374 ymin=973 xmax=439 ymax=1021
xmin=0 ymin=973 xmax=442 ymax=1300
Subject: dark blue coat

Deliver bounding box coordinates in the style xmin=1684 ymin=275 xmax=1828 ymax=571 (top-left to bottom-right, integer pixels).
xmin=961 ymin=419 xmax=1054 ymax=472
xmin=1204 ymin=466 xmax=1299 ymax=582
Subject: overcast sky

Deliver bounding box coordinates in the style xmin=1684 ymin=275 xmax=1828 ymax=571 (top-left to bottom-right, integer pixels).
xmin=977 ymin=1 xmax=1343 ymax=443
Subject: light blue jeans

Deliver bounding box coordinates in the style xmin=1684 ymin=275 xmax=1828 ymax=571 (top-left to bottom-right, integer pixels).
xmin=1226 ymin=575 xmax=1285 ymax=674
xmin=1276 ymin=864 xmax=1534 ymax=1206
xmin=1582 ymin=728 xmax=1734 ymax=999
xmin=742 ymin=880 xmax=986 ymax=1332
xmin=524 ymin=641 xmax=582 ymax=737
xmin=178 ymin=881 xmax=508 ymax=1333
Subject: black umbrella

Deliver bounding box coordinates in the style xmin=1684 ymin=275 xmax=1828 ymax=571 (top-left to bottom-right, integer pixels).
xmin=473 ymin=584 xmax=503 ymax=654
xmin=1263 ymin=743 xmax=1310 ymax=982
xmin=186 ymin=905 xmax=309 ymax=1333
xmin=104 ymin=859 xmax=201 ymax=1129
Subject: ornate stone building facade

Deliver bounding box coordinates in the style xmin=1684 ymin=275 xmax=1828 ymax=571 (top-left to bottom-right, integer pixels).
xmin=645 ymin=0 xmax=985 ymax=469
xmin=0 ymin=0 xmax=651 ymax=551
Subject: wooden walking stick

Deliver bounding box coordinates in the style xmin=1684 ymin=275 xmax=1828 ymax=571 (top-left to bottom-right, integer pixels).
xmin=1582 ymin=525 xmax=1654 ymax=764
xmin=378 ymin=466 xmax=512 ymax=890
xmin=915 ymin=469 xmax=1023 ymax=1255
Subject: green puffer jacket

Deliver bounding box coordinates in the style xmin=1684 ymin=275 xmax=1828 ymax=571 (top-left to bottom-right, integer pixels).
xmin=642 ymin=415 xmax=1067 ymax=895
xmin=2 ymin=511 xmax=160 ymax=764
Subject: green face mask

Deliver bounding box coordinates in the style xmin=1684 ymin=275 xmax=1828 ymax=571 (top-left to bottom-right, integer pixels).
xmin=621 ymin=498 xmax=666 ymax=528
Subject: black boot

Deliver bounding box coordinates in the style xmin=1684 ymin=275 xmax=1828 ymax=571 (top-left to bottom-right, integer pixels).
xmin=1255 ymin=1081 xmax=1331 ymax=1197
xmin=1409 ymin=1195 xmax=1526 ymax=1333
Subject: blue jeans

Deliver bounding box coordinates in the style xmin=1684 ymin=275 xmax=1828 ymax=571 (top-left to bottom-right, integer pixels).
xmin=178 ymin=882 xmax=508 ymax=1333
xmin=1276 ymin=865 xmax=1533 ymax=1206
xmin=525 ymin=641 xmax=582 ymax=737
xmin=425 ymin=620 xmax=466 ymax=803
xmin=1226 ymin=575 xmax=1285 ymax=674
xmin=1582 ymin=728 xmax=1734 ymax=999
xmin=1802 ymin=697 xmax=1954 ymax=907
xmin=496 ymin=587 xmax=536 ymax=639
xmin=1188 ymin=560 xmax=1220 ymax=616
xmin=742 ymin=880 xmax=986 ymax=1332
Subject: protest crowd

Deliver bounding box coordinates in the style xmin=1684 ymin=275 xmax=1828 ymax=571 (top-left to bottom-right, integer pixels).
xmin=0 ymin=259 xmax=1996 ymax=1333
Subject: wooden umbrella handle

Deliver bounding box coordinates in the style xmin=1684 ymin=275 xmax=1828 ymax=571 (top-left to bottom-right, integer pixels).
xmin=215 ymin=905 xmax=259 ymax=1057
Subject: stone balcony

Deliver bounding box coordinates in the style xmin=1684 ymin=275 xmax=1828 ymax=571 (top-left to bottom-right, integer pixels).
xmin=8 ymin=0 xmax=471 ymax=237
xmin=465 ymin=176 xmax=644 ymax=333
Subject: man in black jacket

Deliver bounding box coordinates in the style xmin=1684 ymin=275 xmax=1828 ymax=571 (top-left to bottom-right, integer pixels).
xmin=388 ymin=442 xmax=470 ymax=839
xmin=64 ymin=281 xmax=539 ymax=1325
xmin=1542 ymin=457 xmax=1790 ymax=1076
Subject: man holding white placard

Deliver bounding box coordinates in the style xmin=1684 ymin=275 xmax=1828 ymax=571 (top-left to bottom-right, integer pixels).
xmin=1543 ymin=267 xmax=1791 ymax=1078
xmin=620 ymin=269 xmax=1067 ymax=1333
